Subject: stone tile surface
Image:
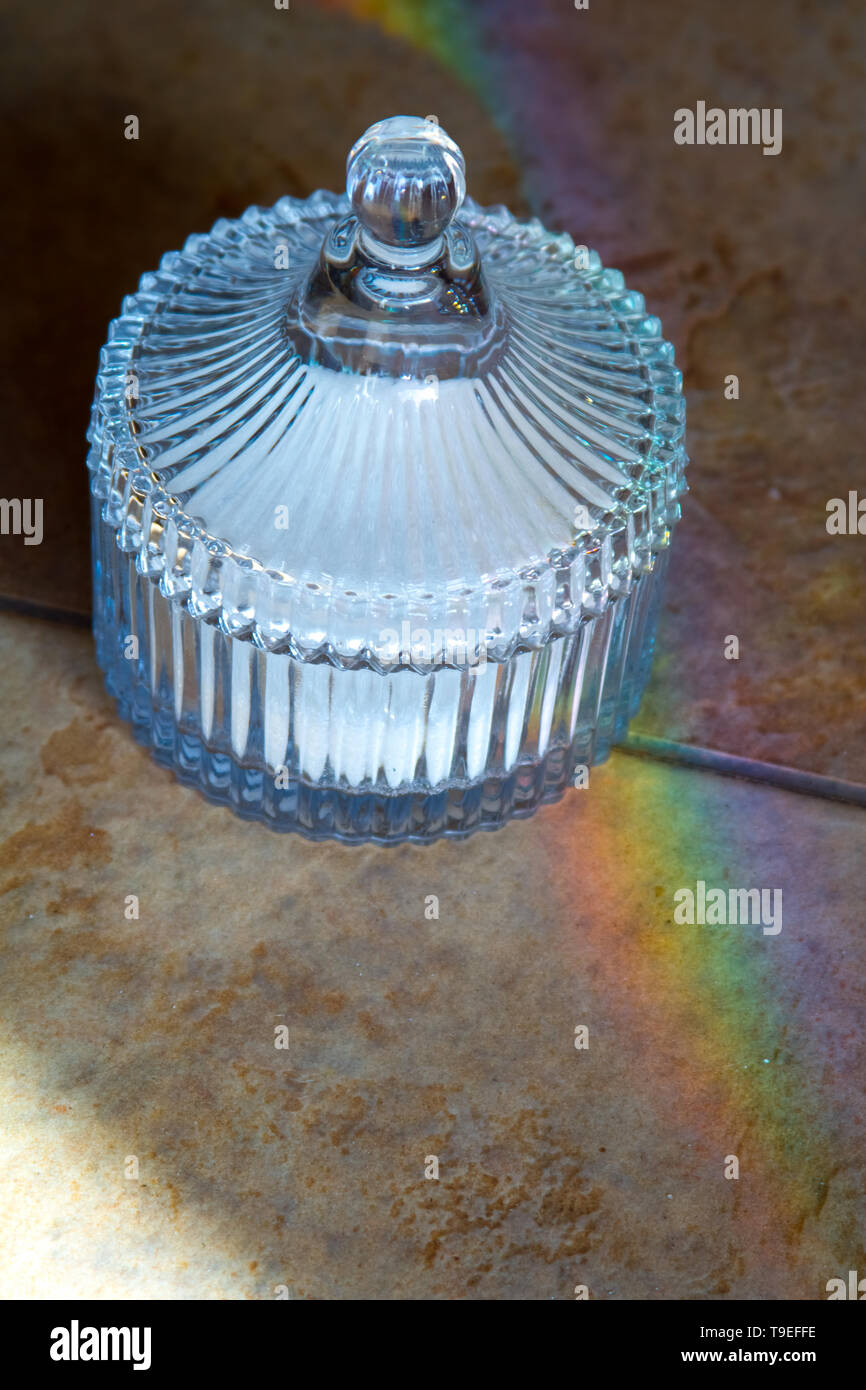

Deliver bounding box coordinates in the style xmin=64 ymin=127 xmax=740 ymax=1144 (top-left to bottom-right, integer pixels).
xmin=1 ymin=612 xmax=863 ymax=1299
xmin=2 ymin=0 xmax=864 ymax=1300
xmin=474 ymin=0 xmax=866 ymax=779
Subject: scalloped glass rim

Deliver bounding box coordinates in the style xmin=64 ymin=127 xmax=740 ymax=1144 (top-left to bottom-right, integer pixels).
xmin=87 ymin=193 xmax=687 ymax=674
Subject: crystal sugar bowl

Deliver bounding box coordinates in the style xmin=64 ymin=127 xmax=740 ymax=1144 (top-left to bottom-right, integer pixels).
xmin=88 ymin=116 xmax=687 ymax=843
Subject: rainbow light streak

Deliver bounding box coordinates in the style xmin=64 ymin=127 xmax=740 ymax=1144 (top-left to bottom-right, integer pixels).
xmin=320 ymin=0 xmax=499 ymax=109
xmin=547 ymin=757 xmax=842 ymax=1283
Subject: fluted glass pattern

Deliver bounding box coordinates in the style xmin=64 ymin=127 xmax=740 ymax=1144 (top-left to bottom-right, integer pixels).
xmin=88 ymin=178 xmax=686 ymax=842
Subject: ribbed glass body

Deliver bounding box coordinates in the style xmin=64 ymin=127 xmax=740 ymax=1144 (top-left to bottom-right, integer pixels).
xmin=92 ymin=496 xmax=669 ymax=843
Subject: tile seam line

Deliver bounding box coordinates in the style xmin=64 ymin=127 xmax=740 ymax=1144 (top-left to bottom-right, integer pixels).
xmin=2 ymin=597 xmax=863 ymax=806
xmin=620 ymin=735 xmax=866 ymax=808
xmin=0 ymin=595 xmax=91 ymax=628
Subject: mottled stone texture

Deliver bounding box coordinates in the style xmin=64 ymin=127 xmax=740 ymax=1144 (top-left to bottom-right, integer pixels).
xmin=1 ymin=613 xmax=864 ymax=1298
xmin=474 ymin=0 xmax=866 ymax=780
xmin=1 ymin=0 xmax=864 ymax=1300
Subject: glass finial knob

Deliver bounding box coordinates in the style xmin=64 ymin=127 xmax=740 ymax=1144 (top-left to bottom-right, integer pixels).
xmin=300 ymin=113 xmax=498 ymax=376
xmin=346 ymin=116 xmax=466 ymax=259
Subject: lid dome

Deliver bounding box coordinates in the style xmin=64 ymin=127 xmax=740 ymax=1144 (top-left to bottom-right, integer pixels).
xmin=88 ymin=116 xmax=687 ymax=672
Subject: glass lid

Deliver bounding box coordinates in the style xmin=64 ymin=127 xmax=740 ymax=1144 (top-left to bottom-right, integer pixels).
xmin=88 ymin=115 xmax=687 ymax=671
